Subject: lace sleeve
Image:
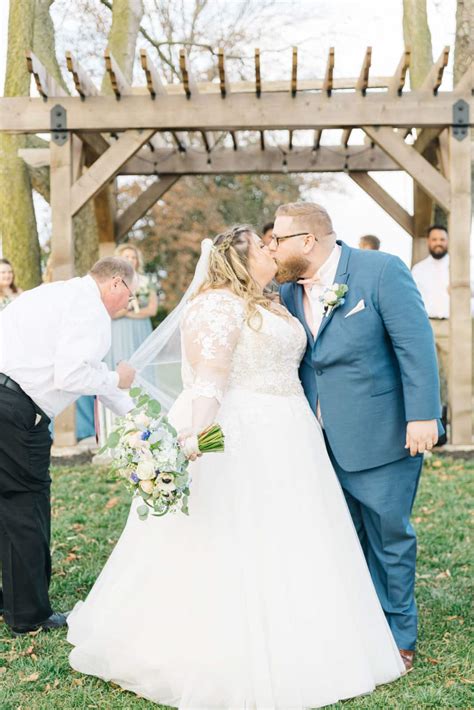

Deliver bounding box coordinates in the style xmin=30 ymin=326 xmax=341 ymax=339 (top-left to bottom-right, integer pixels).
xmin=181 ymin=291 xmax=244 ymax=432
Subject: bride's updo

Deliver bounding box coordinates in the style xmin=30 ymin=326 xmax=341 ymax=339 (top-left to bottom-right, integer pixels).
xmin=196 ymin=225 xmax=279 ymax=327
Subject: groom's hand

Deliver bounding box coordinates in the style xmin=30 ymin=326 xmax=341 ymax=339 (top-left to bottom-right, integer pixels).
xmin=116 ymin=361 xmax=135 ymax=389
xmin=405 ymin=420 xmax=438 ymax=456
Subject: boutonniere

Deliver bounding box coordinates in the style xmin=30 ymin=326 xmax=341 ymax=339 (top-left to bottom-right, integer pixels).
xmin=319 ymin=283 xmax=348 ymax=317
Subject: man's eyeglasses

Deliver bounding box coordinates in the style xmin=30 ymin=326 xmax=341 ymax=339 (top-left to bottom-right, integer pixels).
xmin=270 ymin=231 xmax=311 ymax=247
xmin=120 ymin=278 xmax=135 ymax=302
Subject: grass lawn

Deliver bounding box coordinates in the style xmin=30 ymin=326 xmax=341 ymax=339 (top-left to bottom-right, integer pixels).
xmin=0 ymin=455 xmax=472 ymax=709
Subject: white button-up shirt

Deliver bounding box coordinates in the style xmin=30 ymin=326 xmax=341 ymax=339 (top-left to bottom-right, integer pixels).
xmin=301 ymin=244 xmax=342 ymax=337
xmin=0 ymin=275 xmax=133 ymax=418
xmin=411 ymin=254 xmax=450 ymax=319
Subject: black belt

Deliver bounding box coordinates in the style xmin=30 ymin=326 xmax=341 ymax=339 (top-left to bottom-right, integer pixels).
xmin=0 ymin=373 xmax=51 ymax=423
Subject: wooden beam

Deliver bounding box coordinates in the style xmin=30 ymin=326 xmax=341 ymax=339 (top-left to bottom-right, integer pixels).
xmin=26 ymin=50 xmax=67 ymax=99
xmin=323 ymin=47 xmax=334 ymax=96
xmin=421 ymin=46 xmax=450 ymax=94
xmin=349 ymin=171 xmax=414 ymax=236
xmin=179 ymin=49 xmax=198 ymax=99
xmin=255 ymin=49 xmax=261 ymax=97
xmin=70 ymin=129 xmax=155 ymax=215
xmin=387 ymin=48 xmax=410 ymax=97
xmin=363 ymin=125 xmax=450 ymax=211
xmin=291 ymin=47 xmax=298 ymax=97
xmin=122 ymin=145 xmax=401 ymax=175
xmin=140 ymin=48 xmax=167 ymax=98
xmin=448 ymin=127 xmax=473 ymax=445
xmin=414 ymin=126 xmax=443 ymax=155
xmin=115 ymin=176 xmax=179 ymax=240
xmin=20 ymin=144 xmax=401 ymax=174
xmin=104 ymin=48 xmax=131 ymax=99
xmin=66 ymin=51 xmax=99 ymax=98
xmin=218 ymin=49 xmax=229 ymax=98
xmin=453 ymin=61 xmax=473 ymax=94
xmin=1 ymin=93 xmax=468 ymax=133
xmin=76 ymin=131 xmax=110 ymax=157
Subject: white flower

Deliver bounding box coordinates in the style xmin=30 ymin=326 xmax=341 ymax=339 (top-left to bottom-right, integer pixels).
xmin=156 ymin=473 xmax=176 ymax=493
xmin=135 ymin=412 xmax=151 ymax=429
xmin=124 ymin=431 xmax=143 ymax=448
xmin=136 ymin=460 xmax=156 ymax=480
xmin=325 ymin=291 xmax=339 ymax=305
xmin=139 ymin=479 xmax=154 ymax=494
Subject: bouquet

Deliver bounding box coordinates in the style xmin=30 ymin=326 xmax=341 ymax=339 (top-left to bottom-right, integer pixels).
xmin=100 ymin=387 xmax=224 ymax=520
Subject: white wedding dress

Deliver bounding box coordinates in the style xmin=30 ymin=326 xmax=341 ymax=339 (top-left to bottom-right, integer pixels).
xmin=68 ymin=290 xmax=404 ymax=709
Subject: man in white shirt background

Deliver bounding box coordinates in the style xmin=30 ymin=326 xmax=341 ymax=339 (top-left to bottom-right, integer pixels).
xmin=411 ymin=225 xmax=450 ymax=443
xmin=0 ymin=257 xmax=136 ymax=635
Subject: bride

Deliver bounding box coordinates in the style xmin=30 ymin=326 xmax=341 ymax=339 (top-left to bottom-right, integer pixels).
xmin=67 ymin=226 xmax=405 ymax=709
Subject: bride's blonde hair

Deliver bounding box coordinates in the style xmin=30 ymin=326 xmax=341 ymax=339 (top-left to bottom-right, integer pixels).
xmin=196 ymin=225 xmax=281 ymax=327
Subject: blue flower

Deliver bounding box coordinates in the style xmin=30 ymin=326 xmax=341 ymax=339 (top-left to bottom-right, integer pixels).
xmin=141 ymin=430 xmax=151 ymax=441
xmin=130 ymin=472 xmax=139 ymax=483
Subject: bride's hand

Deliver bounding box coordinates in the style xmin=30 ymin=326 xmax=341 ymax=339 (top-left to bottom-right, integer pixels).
xmin=178 ymin=429 xmax=201 ymax=461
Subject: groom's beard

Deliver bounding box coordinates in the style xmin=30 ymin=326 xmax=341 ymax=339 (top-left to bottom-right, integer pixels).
xmin=274 ymin=255 xmax=311 ymax=284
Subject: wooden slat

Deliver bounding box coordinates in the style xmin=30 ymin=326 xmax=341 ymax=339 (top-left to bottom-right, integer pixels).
xmin=363 ymin=125 xmax=450 ymax=211
xmin=66 ymin=51 xmax=99 ymax=98
xmin=260 ymin=131 xmax=265 ymax=150
xmin=230 ymin=131 xmax=238 ymax=150
xmin=76 ymin=131 xmax=110 ymax=157
xmin=115 ymin=176 xmax=179 ymax=239
xmin=140 ymin=48 xmax=167 ymax=98
xmin=26 ymin=50 xmax=67 ymax=99
xmin=289 ymin=130 xmax=294 ymax=150
xmin=291 ymin=47 xmax=298 ymax=97
xmin=323 ymin=47 xmax=335 ymax=96
xmin=421 ymin=46 xmax=450 ymax=94
xmin=71 ymin=129 xmax=155 ymax=215
xmin=179 ymin=49 xmax=198 ymax=99
xmin=357 ymin=46 xmax=372 ymax=95
xmin=313 ymin=129 xmax=322 ymax=150
xmin=349 ymin=171 xmax=414 ymax=236
xmin=104 ymin=48 xmax=132 ymax=99
xmin=255 ymin=49 xmax=261 ymax=98
xmin=218 ymin=48 xmax=229 ymax=98
xmin=387 ymin=48 xmax=411 ymax=96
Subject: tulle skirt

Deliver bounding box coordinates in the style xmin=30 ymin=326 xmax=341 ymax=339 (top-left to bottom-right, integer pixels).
xmin=68 ymin=388 xmax=404 ymax=709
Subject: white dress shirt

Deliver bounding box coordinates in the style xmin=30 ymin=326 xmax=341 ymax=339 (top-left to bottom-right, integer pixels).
xmin=301 ymin=244 xmax=342 ymax=337
xmin=0 ymin=275 xmax=133 ymax=418
xmin=411 ymin=254 xmax=449 ymax=319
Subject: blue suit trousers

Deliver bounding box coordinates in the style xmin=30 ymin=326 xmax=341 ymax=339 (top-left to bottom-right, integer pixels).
xmin=325 ymin=435 xmax=423 ymax=651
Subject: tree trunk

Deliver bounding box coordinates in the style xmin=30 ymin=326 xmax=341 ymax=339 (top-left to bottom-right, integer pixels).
xmin=0 ymin=0 xmax=42 ymax=289
xmin=403 ymin=0 xmax=436 ymax=264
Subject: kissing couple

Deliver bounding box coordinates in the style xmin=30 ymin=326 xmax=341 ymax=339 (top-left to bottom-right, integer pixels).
xmin=68 ymin=201 xmax=442 ymax=709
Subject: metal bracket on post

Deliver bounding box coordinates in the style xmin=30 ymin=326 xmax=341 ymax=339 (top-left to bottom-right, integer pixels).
xmin=50 ymin=104 xmax=68 ymax=146
xmin=452 ymin=99 xmax=469 ymax=141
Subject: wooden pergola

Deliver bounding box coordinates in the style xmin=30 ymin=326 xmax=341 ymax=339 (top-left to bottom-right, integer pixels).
xmin=0 ymin=45 xmax=472 ymax=446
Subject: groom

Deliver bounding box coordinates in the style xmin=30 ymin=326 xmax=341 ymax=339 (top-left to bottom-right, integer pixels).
xmin=272 ymin=202 xmax=442 ymax=670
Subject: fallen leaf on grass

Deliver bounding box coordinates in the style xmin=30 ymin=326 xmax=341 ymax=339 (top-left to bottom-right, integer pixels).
xmin=72 ymin=677 xmax=84 ymax=686
xmin=432 ymin=460 xmax=443 ymax=468
xmin=20 ymin=671 xmax=40 ymax=682
xmin=64 ymin=552 xmax=79 ymax=563
xmin=435 ymin=569 xmax=452 ymax=579
xmin=105 ymin=496 xmax=120 ymax=510
xmin=460 ymin=677 xmax=474 ymax=684
xmin=426 ymin=656 xmax=440 ymax=665
xmin=0 ymin=667 xmax=6 ymax=675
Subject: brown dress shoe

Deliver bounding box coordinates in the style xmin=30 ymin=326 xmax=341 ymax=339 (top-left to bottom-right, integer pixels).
xmin=399 ymin=649 xmax=415 ymax=671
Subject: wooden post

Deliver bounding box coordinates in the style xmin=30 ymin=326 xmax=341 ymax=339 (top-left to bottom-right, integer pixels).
xmin=50 ymin=136 xmax=77 ymax=447
xmin=448 ymin=127 xmax=472 ymax=445
xmin=411 ymin=186 xmax=432 ymax=265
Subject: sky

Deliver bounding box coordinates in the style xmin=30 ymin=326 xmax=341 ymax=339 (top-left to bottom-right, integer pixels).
xmin=0 ymin=0 xmax=466 ymax=268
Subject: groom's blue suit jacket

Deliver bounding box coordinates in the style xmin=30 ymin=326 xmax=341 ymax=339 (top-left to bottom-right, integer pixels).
xmin=280 ymin=241 xmax=442 ymax=472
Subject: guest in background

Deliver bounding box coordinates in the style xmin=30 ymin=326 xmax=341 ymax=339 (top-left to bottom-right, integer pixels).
xmin=0 ymin=258 xmax=22 ymax=311
xmin=104 ymin=243 xmax=158 ymax=368
xmin=261 ymin=222 xmax=274 ymax=247
xmin=359 ymin=234 xmax=381 ymax=251
xmin=412 ymin=225 xmax=449 ymax=443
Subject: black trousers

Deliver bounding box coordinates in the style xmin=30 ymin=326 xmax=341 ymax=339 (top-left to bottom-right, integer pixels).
xmin=0 ymin=385 xmax=53 ymax=628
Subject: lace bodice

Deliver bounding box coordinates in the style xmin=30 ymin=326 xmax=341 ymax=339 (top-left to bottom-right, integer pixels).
xmin=181 ymin=291 xmax=306 ymax=409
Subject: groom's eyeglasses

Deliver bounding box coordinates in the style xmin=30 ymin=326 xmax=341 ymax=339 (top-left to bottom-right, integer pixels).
xmin=120 ymin=278 xmax=135 ymax=303
xmin=270 ymin=231 xmax=311 ymax=247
